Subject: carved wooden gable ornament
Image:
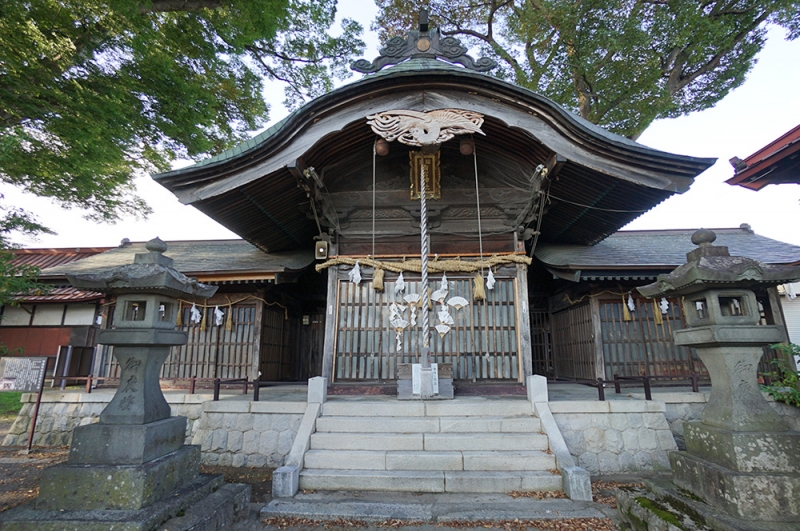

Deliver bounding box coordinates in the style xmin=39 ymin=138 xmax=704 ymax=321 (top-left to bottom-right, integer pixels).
xmin=366 ymin=109 xmax=485 ymax=147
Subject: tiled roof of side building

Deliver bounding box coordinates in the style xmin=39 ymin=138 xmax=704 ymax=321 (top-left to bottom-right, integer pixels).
xmin=535 ymin=227 xmax=800 ymax=269
xmin=41 ymin=239 xmax=315 ymax=277
xmin=11 ymin=247 xmax=112 ymax=272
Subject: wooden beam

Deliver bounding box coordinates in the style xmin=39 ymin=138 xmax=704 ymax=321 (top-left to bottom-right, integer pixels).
xmin=321 ymin=267 xmax=339 ymax=383
xmin=545 ymin=153 xmax=567 ymax=180
xmin=516 ymin=264 xmax=533 ymax=381
xmin=590 ymin=295 xmax=605 ymax=380
xmin=251 ymin=289 xmax=265 ymax=381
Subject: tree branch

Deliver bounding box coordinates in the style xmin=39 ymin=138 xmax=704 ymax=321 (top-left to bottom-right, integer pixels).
xmin=139 ymin=0 xmax=223 ymax=13
xmin=667 ymin=8 xmax=769 ymax=94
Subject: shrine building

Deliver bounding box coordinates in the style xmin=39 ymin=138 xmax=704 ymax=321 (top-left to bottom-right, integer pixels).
xmin=148 ymin=19 xmax=795 ymax=391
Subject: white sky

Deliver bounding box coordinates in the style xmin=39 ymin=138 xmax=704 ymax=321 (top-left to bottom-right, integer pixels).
xmin=4 ymin=3 xmax=800 ymax=249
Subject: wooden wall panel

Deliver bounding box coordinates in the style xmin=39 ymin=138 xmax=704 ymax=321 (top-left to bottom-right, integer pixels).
xmin=333 ymin=274 xmax=520 ymax=381
xmin=551 ymin=303 xmax=595 ymax=380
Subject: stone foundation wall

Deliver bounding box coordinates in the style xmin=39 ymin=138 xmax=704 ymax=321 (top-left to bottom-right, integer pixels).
xmin=1 ymin=392 xmax=305 ymax=469
xmin=2 ymin=391 xmax=206 ymax=448
xmin=549 ymin=400 xmax=677 ymax=474
xmin=191 ymin=400 xmax=304 ymax=468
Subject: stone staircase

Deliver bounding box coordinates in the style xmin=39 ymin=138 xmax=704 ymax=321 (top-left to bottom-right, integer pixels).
xmin=298 ymin=398 xmax=562 ymax=493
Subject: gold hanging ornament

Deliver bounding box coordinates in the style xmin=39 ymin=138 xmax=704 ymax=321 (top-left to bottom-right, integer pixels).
xmin=622 ymin=294 xmax=632 ymax=322
xmin=652 ymin=299 xmax=663 ymax=325
xmin=373 ymin=268 xmax=385 ymax=292
xmin=473 ymin=272 xmax=486 ymax=301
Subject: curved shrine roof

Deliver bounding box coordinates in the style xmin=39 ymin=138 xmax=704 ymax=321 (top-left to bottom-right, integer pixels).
xmin=154 ymin=56 xmax=716 ymax=252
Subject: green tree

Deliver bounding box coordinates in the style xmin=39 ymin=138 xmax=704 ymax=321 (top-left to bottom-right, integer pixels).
xmin=0 ymin=200 xmax=53 ymax=308
xmin=0 ymin=0 xmax=363 ymax=302
xmin=1 ymin=0 xmax=364 ymax=222
xmin=374 ymin=0 xmax=799 ymax=139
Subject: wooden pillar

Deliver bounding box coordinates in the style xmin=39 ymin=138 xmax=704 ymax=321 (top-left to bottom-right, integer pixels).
xmin=516 ymin=264 xmax=533 ymax=382
xmin=589 ymin=295 xmax=605 ymax=380
xmin=321 ymin=267 xmax=339 ymax=383
xmin=251 ymin=290 xmax=264 ymax=381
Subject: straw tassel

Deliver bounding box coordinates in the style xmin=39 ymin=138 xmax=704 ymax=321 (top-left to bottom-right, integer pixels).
xmin=428 ymin=287 xmax=433 ymax=310
xmin=622 ymin=295 xmax=632 ymax=322
xmin=653 ymin=299 xmax=663 ymax=325
xmin=473 ymin=272 xmax=486 ymax=301
xmin=373 ymin=268 xmax=385 ymax=292
xmin=200 ymin=307 xmax=207 ymax=330
xmin=176 ymin=302 xmax=182 ymax=327
xmin=225 ymin=306 xmax=233 ymax=331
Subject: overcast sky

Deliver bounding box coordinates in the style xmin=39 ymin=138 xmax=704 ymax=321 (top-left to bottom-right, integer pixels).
xmin=4 ymin=2 xmax=800 ymax=249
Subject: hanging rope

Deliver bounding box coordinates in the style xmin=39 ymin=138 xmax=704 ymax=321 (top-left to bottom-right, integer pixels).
xmin=419 ymin=160 xmax=431 ymax=353
xmin=316 ymin=254 xmax=531 ymax=274
xmin=372 ymin=137 xmax=377 ymax=260
xmin=472 ymin=143 xmax=487 ymax=302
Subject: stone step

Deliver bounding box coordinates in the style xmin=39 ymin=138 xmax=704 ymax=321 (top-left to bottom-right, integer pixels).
xmin=299 ymin=469 xmax=562 ymax=493
xmin=424 ymin=433 xmax=549 ymax=451
xmin=304 ymin=449 xmax=556 ymax=472
xmin=439 ymin=416 xmax=542 ymax=433
xmin=462 ymin=451 xmax=556 ymax=471
xmin=443 ymin=471 xmax=562 ymax=493
xmin=299 ymin=469 xmax=444 ymax=493
xmin=315 ymin=416 xmax=439 ymax=434
xmin=319 ymin=399 xmax=532 ymax=418
xmin=310 ymin=431 xmax=548 ymax=452
xmin=304 ymin=450 xmax=388 ymax=470
xmin=309 ymin=432 xmax=423 ymax=451
xmin=314 ymin=415 xmax=542 ymax=434
xmin=425 ymin=400 xmax=532 ymax=418
xmin=321 ymin=402 xmax=425 ymax=418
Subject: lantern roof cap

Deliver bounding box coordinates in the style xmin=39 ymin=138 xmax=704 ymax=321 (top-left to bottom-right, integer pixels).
xmin=638 ymin=229 xmax=800 ymax=297
xmin=66 ymin=238 xmax=217 ymax=298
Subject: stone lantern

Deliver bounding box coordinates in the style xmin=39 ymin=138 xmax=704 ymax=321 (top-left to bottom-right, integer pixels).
xmin=634 ymin=229 xmax=800 ymax=524
xmin=3 ymin=238 xmax=249 ymax=530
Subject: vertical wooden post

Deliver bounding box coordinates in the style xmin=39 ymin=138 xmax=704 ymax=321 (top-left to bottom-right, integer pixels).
xmin=516 ymin=264 xmax=533 ymax=382
xmin=251 ymin=291 xmax=264 ymax=382
xmin=59 ymin=345 xmax=73 ymax=390
xmin=590 ymin=295 xmax=606 ymax=380
xmin=321 ymin=267 xmax=339 ymax=382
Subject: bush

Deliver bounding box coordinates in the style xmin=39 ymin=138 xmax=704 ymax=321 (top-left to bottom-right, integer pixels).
xmin=762 ymin=344 xmax=800 ymax=408
xmin=0 ymin=392 xmax=24 ymax=419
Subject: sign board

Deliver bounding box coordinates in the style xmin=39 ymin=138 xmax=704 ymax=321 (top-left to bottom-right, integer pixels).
xmin=411 ymin=363 xmax=421 ymax=395
xmin=431 ymin=363 xmax=439 ymax=395
xmin=0 ymin=357 xmax=48 ymax=392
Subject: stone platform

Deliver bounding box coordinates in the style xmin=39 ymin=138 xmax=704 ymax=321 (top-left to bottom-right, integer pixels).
xmin=617 ymin=478 xmax=800 ymax=531
xmin=0 ymin=474 xmax=250 ymax=531
xmin=669 ymin=421 xmax=800 ymax=522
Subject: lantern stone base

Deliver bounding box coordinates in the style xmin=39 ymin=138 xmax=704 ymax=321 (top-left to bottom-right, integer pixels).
xmin=617 ymin=479 xmax=799 ymax=531
xmin=68 ymin=416 xmax=186 ymax=465
xmin=37 ymin=445 xmax=201 ymax=511
xmin=0 ymin=474 xmax=250 ymax=531
xmin=670 ymin=451 xmax=800 ymax=522
xmin=683 ymin=422 xmax=800 ymax=474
